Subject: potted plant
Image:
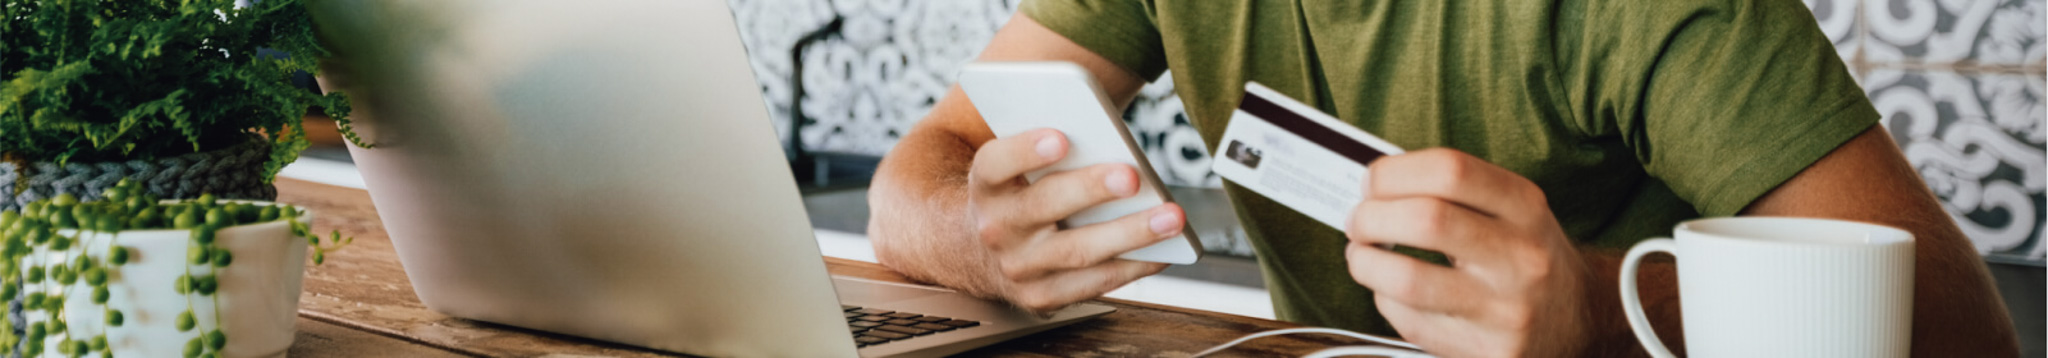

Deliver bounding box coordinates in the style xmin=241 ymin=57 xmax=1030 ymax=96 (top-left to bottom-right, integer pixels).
xmin=0 ymin=179 xmax=351 ymax=357
xmin=0 ymin=0 xmax=362 ymax=209
xmin=3 ymin=1 xmax=361 ymax=356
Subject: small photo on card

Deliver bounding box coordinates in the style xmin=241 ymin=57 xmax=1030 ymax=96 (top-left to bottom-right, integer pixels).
xmin=1224 ymin=140 xmax=1264 ymax=169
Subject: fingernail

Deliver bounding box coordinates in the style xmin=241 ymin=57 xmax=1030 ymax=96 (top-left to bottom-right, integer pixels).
xmin=1035 ymin=136 xmax=1062 ymax=159
xmin=1105 ymin=169 xmax=1136 ymax=197
xmin=1149 ymin=210 xmax=1180 ymax=235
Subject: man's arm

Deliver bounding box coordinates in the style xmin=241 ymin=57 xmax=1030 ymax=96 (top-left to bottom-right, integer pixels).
xmin=1587 ymin=125 xmax=2020 ymax=356
xmin=1738 ymin=126 xmax=2017 ymax=355
xmin=867 ymin=13 xmax=1173 ymax=310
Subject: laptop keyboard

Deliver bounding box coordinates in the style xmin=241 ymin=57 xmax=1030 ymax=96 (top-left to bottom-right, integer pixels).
xmin=842 ymin=305 xmax=982 ymax=348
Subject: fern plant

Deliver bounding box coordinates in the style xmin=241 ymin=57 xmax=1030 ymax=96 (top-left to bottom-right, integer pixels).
xmin=0 ymin=0 xmax=358 ymax=181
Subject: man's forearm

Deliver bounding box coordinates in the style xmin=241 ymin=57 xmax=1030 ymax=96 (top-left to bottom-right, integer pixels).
xmin=866 ymin=126 xmax=1006 ymax=299
xmin=1742 ymin=127 xmax=2021 ymax=356
xmin=1579 ymin=249 xmax=1684 ymax=357
xmin=1886 ymin=217 xmax=2023 ymax=356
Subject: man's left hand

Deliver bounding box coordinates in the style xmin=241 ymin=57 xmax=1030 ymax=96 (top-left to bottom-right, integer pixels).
xmin=1344 ymin=148 xmax=1594 ymax=357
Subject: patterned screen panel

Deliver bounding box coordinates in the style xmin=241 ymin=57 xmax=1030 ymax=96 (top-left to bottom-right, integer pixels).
xmin=730 ymin=0 xmax=2046 ymax=264
xmin=1818 ymin=0 xmax=2045 ymax=264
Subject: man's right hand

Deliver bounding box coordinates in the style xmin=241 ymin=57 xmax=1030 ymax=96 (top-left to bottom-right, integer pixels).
xmin=965 ymin=128 xmax=1182 ymax=312
xmin=867 ymin=13 xmax=1164 ymax=313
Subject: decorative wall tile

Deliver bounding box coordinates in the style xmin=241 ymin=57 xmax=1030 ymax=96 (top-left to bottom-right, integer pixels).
xmin=729 ymin=0 xmax=1219 ymax=185
xmin=794 ymin=0 xmax=1019 ymax=155
xmin=1865 ymin=0 xmax=2045 ymax=66
xmin=730 ymin=0 xmax=1019 ymax=156
xmin=1865 ymin=69 xmax=2046 ymax=262
xmin=728 ymin=0 xmax=838 ymax=147
xmin=1808 ymin=0 xmax=1864 ymax=61
xmin=1122 ymin=73 xmax=1219 ymax=188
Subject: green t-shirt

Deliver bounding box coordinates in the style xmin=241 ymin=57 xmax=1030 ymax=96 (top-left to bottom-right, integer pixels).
xmin=1020 ymin=0 xmax=1879 ymax=334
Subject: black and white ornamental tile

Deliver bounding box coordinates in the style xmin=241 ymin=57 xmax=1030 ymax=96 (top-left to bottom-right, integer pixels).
xmin=728 ymin=0 xmax=839 ymax=146
xmin=1120 ymin=73 xmax=1218 ymax=188
xmin=797 ymin=0 xmax=1017 ymax=155
xmin=1864 ymin=0 xmax=2045 ymax=66
xmin=725 ymin=0 xmax=1220 ymax=182
xmin=1807 ymin=0 xmax=1865 ymax=61
xmin=1865 ymin=68 xmax=2046 ymax=262
xmin=729 ymin=0 xmax=1022 ymax=156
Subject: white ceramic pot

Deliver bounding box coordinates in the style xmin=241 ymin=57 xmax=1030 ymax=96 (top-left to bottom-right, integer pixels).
xmin=23 ymin=202 xmax=310 ymax=358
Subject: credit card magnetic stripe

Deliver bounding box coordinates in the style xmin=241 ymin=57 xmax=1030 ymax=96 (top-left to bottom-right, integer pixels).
xmin=1236 ymin=92 xmax=1389 ymax=166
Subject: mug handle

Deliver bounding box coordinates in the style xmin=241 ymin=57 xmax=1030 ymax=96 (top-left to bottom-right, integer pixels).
xmin=1620 ymin=238 xmax=1679 ymax=358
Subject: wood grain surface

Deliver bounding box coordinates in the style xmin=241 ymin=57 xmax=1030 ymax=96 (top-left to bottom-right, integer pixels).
xmin=275 ymin=178 xmax=1395 ymax=357
xmin=290 ymin=318 xmax=470 ymax=358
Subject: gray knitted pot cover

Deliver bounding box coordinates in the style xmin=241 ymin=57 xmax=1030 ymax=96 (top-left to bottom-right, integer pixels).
xmin=0 ymin=139 xmax=278 ymax=211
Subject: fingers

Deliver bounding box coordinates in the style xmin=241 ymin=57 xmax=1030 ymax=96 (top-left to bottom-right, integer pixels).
xmin=1006 ymin=163 xmax=1140 ymax=227
xmin=1367 ymin=148 xmax=1547 ymax=218
xmin=1008 ymin=259 xmax=1166 ymax=312
xmin=961 ymin=128 xmax=1177 ymax=312
xmin=998 ymin=204 xmax=1183 ymax=281
xmin=970 ymin=129 xmax=1067 ymax=188
xmin=971 ymin=162 xmax=1144 ymax=252
xmin=1347 ymin=242 xmax=1478 ymax=313
xmin=1345 ymin=197 xmax=1494 ymax=254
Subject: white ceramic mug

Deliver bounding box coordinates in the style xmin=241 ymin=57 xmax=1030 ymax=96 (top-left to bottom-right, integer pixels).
xmin=1619 ymin=217 xmax=1914 ymax=358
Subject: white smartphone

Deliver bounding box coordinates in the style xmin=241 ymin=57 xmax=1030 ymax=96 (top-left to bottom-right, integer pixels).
xmin=956 ymin=61 xmax=1204 ymax=265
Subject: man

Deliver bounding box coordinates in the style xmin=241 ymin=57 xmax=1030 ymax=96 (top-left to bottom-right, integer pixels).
xmin=865 ymin=1 xmax=2021 ymax=356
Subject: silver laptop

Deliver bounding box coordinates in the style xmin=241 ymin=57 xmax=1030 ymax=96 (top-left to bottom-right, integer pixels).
xmin=307 ymin=0 xmax=1113 ymax=356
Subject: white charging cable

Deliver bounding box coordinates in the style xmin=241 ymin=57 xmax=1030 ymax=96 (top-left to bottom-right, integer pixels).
xmin=1300 ymin=346 xmax=1437 ymax=358
xmin=1190 ymin=327 xmax=1436 ymax=358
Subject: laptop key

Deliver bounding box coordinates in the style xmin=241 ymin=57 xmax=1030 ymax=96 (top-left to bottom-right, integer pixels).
xmin=882 ymin=312 xmax=922 ymax=319
xmin=856 ymin=315 xmax=892 ymax=322
xmin=912 ymin=316 xmax=950 ymax=323
xmin=854 ymin=336 xmax=889 ymax=345
xmin=939 ymin=319 xmax=980 ymax=328
xmin=863 ymin=331 xmax=911 ymax=340
xmin=852 ymin=308 xmax=894 ymax=315
xmin=912 ymin=323 xmax=954 ymax=332
xmin=842 ymin=305 xmax=861 ymax=312
xmin=849 ymin=326 xmax=869 ymax=333
xmin=849 ymin=321 xmax=884 ymax=328
xmin=875 ymin=325 xmax=931 ymax=335
xmin=843 ymin=312 xmax=863 ymax=318
xmin=883 ymin=319 xmax=920 ymax=326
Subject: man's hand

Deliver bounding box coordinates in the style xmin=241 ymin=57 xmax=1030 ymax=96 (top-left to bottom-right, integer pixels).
xmin=1343 ymin=148 xmax=1594 ymax=357
xmin=965 ymin=128 xmax=1182 ymax=312
xmin=865 ymin=13 xmax=1165 ymax=314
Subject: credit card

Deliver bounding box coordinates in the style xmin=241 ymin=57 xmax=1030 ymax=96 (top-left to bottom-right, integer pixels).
xmin=1213 ymin=82 xmax=1406 ymax=231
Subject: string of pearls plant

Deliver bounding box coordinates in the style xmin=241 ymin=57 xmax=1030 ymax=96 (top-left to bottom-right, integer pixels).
xmin=0 ymin=179 xmax=351 ymax=357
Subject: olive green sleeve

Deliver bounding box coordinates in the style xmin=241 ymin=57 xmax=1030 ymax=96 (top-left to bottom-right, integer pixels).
xmin=1605 ymin=0 xmax=1880 ymax=217
xmin=1017 ymin=0 xmax=1170 ymax=80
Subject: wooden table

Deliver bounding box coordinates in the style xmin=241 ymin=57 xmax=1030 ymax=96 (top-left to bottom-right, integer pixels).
xmin=273 ymin=178 xmax=1395 ymax=357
